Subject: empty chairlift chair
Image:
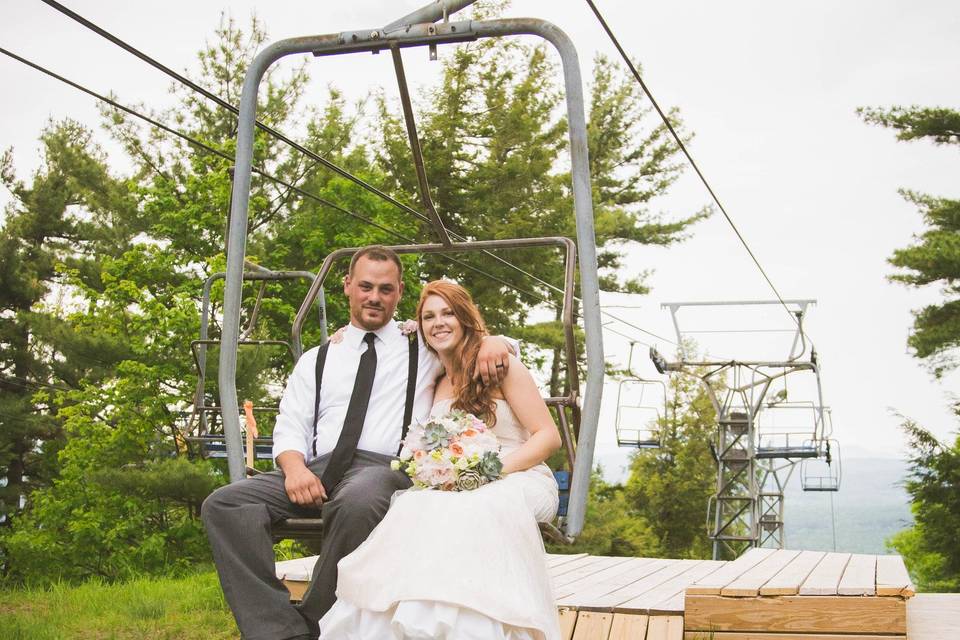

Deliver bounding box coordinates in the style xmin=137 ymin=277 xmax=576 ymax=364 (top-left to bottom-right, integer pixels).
xmin=614 ymin=378 xmax=665 ymax=449
xmin=801 ymin=439 xmax=842 ymax=492
xmin=187 ymin=268 xmax=326 ymax=468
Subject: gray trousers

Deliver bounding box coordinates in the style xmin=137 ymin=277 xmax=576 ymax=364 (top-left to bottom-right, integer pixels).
xmin=201 ymin=450 xmax=411 ymax=640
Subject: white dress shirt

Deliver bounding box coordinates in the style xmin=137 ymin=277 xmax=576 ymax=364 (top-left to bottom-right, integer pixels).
xmin=273 ymin=321 xmax=441 ymax=462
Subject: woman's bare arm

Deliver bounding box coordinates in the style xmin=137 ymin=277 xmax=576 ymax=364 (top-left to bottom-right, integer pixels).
xmin=497 ymin=355 xmax=562 ymax=474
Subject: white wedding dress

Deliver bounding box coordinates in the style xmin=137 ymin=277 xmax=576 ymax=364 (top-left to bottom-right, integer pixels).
xmin=318 ymin=398 xmax=561 ymax=640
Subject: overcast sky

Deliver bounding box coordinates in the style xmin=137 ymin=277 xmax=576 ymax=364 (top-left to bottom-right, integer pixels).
xmin=2 ymin=1 xmax=958 ymax=481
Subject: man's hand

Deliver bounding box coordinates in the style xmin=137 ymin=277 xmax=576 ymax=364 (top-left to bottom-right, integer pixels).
xmin=277 ymin=451 xmax=327 ymax=507
xmin=473 ymin=336 xmax=512 ymax=385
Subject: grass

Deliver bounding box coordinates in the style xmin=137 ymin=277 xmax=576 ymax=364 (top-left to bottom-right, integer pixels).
xmin=0 ymin=569 xmax=238 ymax=639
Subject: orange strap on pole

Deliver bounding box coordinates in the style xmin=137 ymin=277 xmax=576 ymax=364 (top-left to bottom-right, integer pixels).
xmin=243 ymin=400 xmax=257 ymax=469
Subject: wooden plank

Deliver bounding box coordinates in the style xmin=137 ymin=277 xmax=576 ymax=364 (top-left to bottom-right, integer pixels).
xmin=639 ymin=561 xmax=727 ymax=614
xmin=686 ymin=547 xmax=775 ymax=595
xmin=683 ymin=633 xmax=904 ymax=639
xmin=684 ymin=594 xmax=906 ymax=634
xmin=572 ymin=611 xmax=614 ymax=640
xmin=759 ymin=549 xmax=825 ymax=596
xmin=608 ymin=613 xmax=648 ymax=640
xmin=554 ymin=556 xmax=636 ymax=589
xmin=798 ymin=552 xmax=851 ymax=596
xmin=558 ymin=607 xmax=579 ymax=640
xmin=555 ymin=558 xmax=661 ymax=600
xmin=646 ymin=615 xmax=683 ymax=640
xmin=552 ymin=555 xmax=613 ymax=580
xmin=907 ymin=593 xmax=960 ymax=640
xmin=619 ymin=561 xmax=726 ymax=613
xmin=549 ymin=553 xmax=589 ymax=568
xmin=876 ymin=555 xmax=915 ymax=598
xmin=720 ymin=549 xmax=801 ymax=596
xmin=838 ymin=553 xmax=877 ymax=596
xmin=585 ymin=560 xmax=703 ymax=610
xmin=557 ymin=559 xmax=675 ymax=608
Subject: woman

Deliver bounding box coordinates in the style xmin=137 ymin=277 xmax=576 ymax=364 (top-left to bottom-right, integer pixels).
xmin=319 ymin=280 xmax=563 ymax=640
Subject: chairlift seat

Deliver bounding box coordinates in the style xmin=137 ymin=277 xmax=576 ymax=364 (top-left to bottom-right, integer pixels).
xmin=755 ymin=444 xmax=819 ymax=459
xmin=615 ymin=429 xmax=661 ymax=449
xmin=190 ymin=435 xmax=275 ymax=460
xmin=269 ymin=470 xmax=574 ymax=545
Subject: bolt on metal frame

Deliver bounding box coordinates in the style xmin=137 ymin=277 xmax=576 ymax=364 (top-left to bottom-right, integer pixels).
xmin=652 ymin=299 xmax=832 ymax=559
xmin=218 ymin=0 xmax=603 ymax=538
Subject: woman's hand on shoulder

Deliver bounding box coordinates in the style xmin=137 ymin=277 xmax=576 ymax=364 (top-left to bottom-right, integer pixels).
xmin=474 ymin=336 xmax=513 ymax=385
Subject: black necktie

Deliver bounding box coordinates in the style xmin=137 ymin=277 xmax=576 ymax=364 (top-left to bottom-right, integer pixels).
xmin=321 ymin=332 xmax=378 ymax=492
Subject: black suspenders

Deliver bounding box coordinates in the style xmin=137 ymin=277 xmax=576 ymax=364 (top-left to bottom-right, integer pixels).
xmin=311 ymin=334 xmax=419 ymax=457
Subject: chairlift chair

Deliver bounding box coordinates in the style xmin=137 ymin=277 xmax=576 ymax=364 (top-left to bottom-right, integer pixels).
xmin=614 ymin=343 xmax=665 ymax=449
xmin=614 ymin=378 xmax=665 ymax=449
xmin=801 ymin=439 xmax=842 ymax=492
xmin=215 ymin=0 xmax=605 ymax=545
xmin=755 ymin=400 xmax=822 ymax=460
xmin=187 ymin=268 xmax=326 ymax=463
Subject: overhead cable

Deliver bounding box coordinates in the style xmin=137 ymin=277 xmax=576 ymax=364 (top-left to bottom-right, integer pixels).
xmin=584 ymin=0 xmax=804 ymax=334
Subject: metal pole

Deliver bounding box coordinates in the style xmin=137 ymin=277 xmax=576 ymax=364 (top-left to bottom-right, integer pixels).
xmin=390 ymin=44 xmax=452 ymax=246
xmin=383 ymin=0 xmax=478 ymax=33
xmin=221 ymin=35 xmax=339 ymax=481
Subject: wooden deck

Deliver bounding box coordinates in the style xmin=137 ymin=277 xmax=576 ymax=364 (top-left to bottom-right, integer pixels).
xmin=275 ymin=548 xmax=944 ymax=640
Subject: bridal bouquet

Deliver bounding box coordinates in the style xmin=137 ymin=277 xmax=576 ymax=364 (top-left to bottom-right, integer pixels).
xmin=392 ymin=410 xmax=503 ymax=491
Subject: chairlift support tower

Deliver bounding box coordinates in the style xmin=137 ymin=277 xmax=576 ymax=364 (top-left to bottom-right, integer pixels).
xmin=216 ymin=0 xmax=604 ymax=540
xmin=652 ymin=300 xmax=826 ymax=560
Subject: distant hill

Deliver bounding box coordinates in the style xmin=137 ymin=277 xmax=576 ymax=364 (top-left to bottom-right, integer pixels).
xmin=593 ymin=452 xmax=913 ymax=555
xmin=783 ymin=457 xmax=912 ymax=554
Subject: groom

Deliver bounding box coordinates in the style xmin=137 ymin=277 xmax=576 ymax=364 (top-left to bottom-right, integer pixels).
xmin=201 ymin=245 xmax=515 ymax=639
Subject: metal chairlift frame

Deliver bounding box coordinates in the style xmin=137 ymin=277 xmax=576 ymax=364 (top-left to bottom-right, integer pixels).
xmin=217 ymin=0 xmax=604 ymax=539
xmin=652 ymin=299 xmax=827 ymax=559
xmin=188 ymin=267 xmax=327 ymax=458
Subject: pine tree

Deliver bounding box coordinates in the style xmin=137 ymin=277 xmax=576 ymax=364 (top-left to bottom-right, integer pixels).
xmin=858 ymin=106 xmax=960 ymax=378
xmin=0 ymin=121 xmax=139 ymax=531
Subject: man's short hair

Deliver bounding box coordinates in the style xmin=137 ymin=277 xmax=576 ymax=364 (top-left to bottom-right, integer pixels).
xmin=348 ymin=245 xmax=403 ymax=280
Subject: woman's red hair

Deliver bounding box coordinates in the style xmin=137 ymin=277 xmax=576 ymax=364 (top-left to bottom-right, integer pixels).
xmin=416 ymin=280 xmax=497 ymax=426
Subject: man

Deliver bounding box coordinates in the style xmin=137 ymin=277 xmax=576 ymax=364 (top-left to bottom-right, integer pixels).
xmin=202 ymin=245 xmax=515 ymax=640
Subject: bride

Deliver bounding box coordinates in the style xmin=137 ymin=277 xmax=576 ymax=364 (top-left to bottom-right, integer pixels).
xmin=319 ymin=279 xmax=563 ymax=640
